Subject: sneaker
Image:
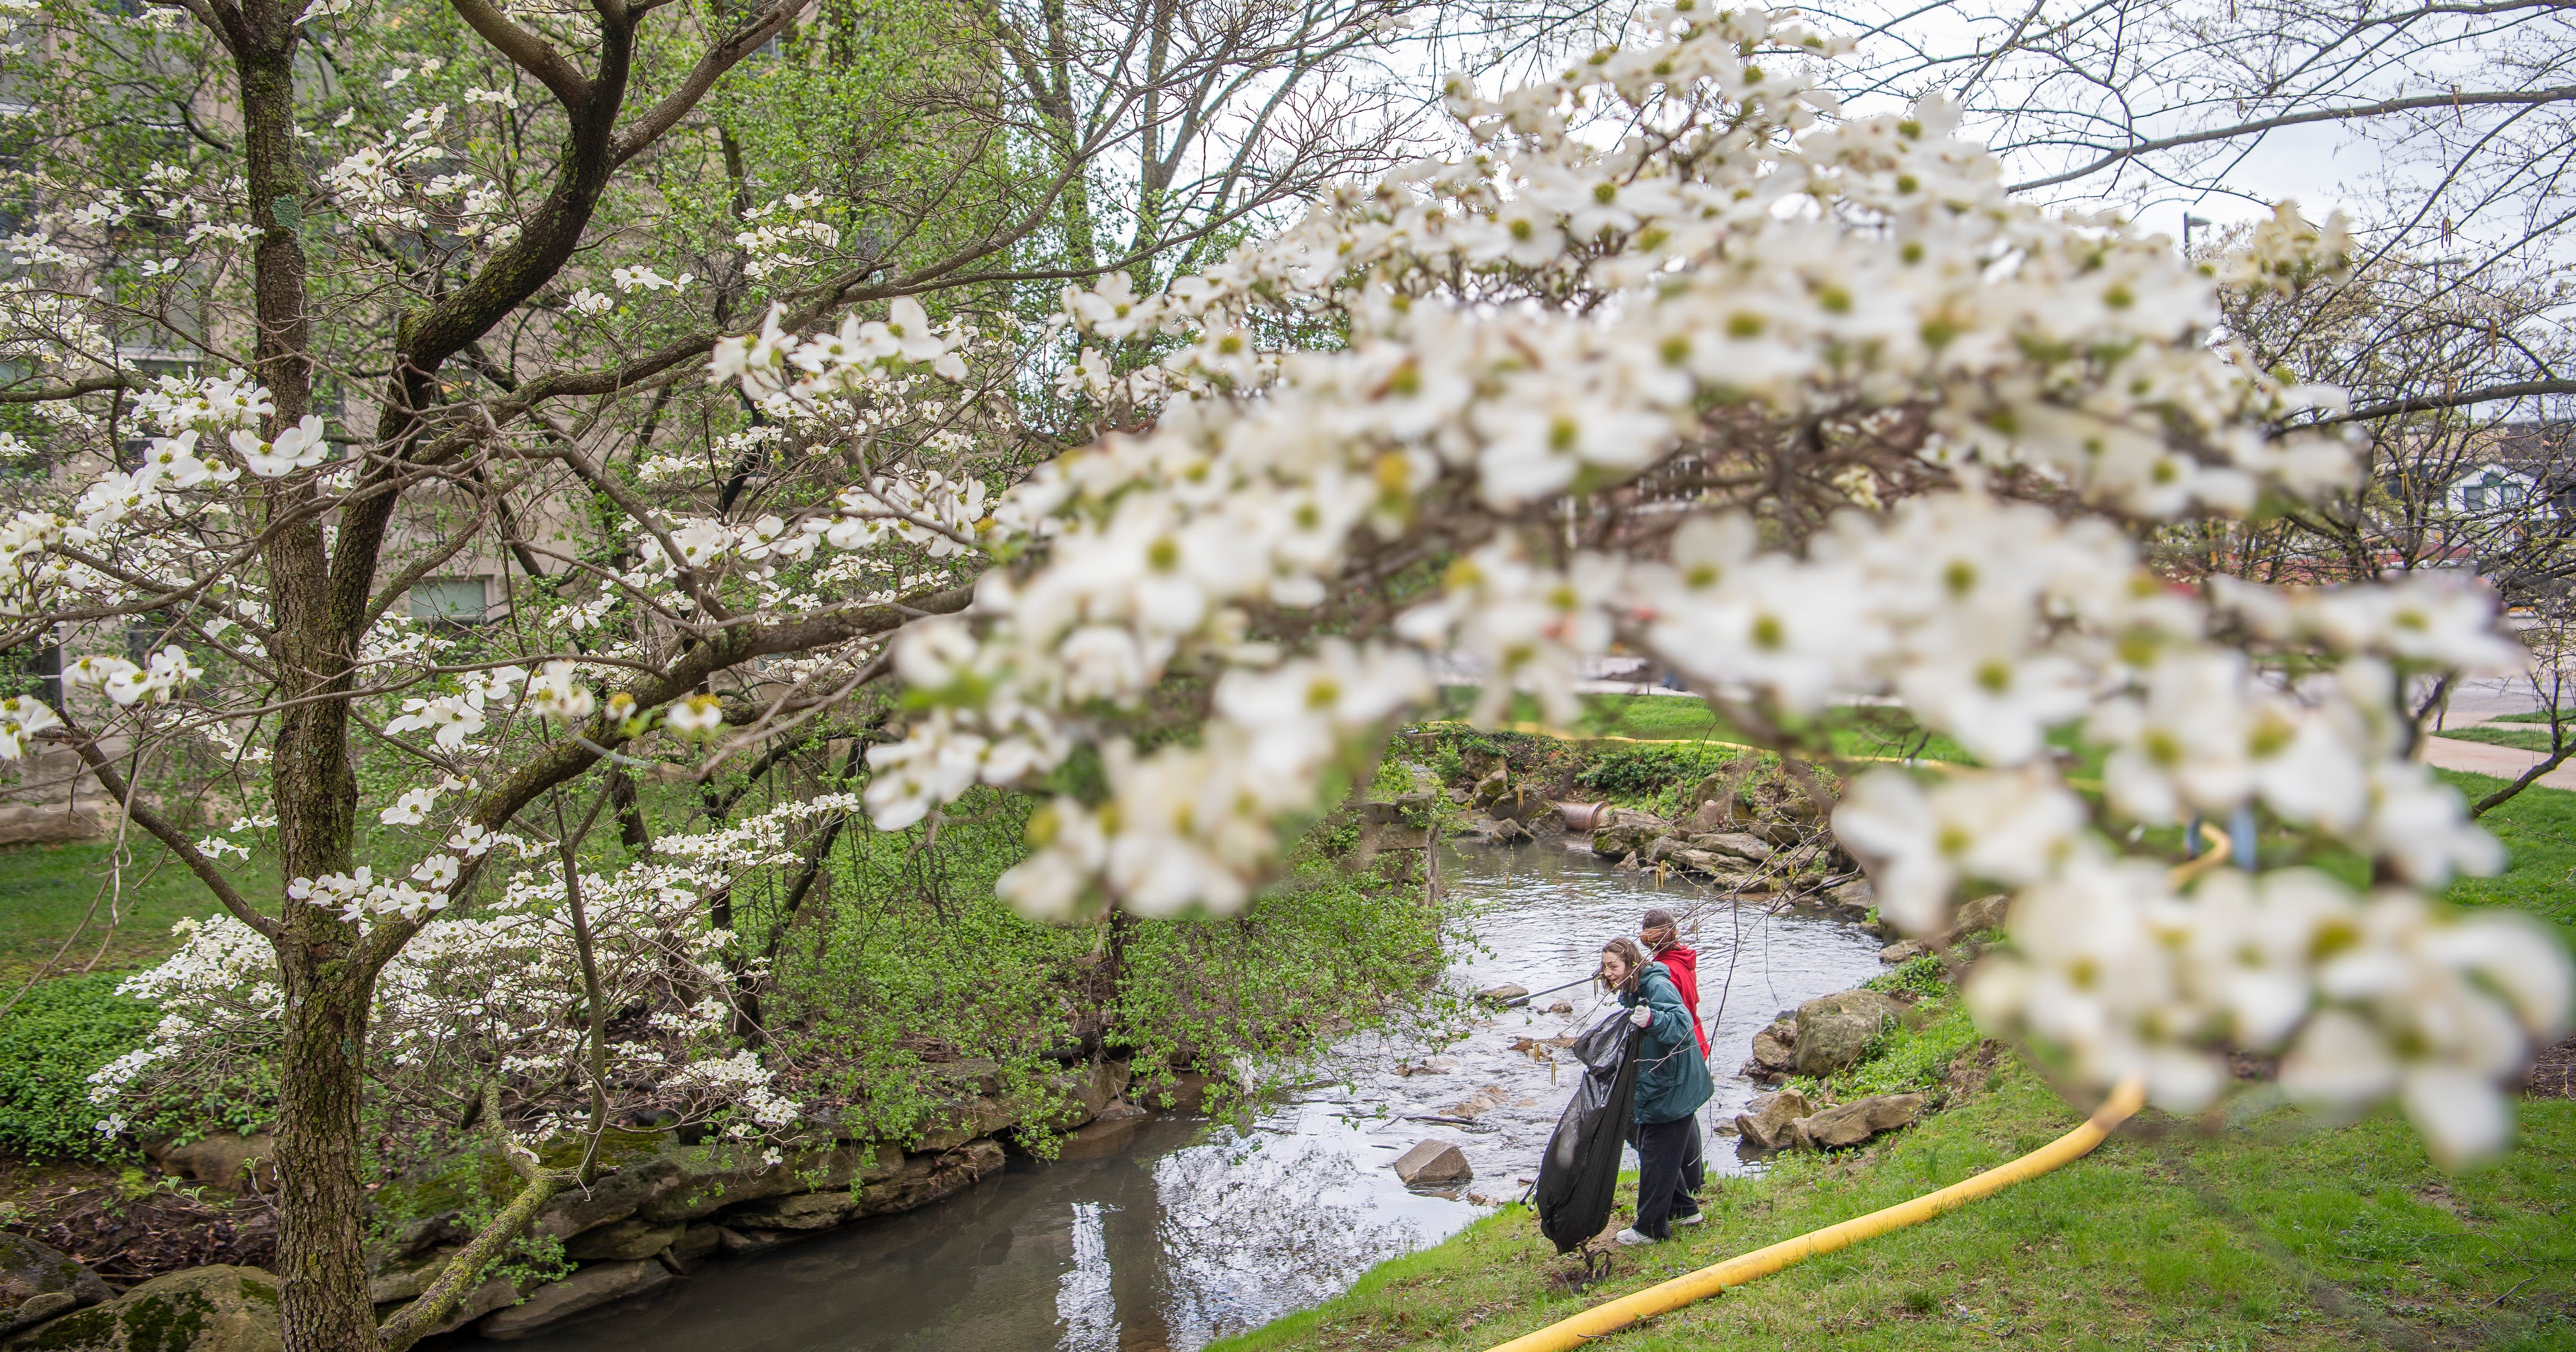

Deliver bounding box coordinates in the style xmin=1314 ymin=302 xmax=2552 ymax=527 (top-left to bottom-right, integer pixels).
xmin=1614 ymin=1228 xmax=1656 ymax=1247
xmin=1673 ymin=1210 xmax=1704 ymax=1227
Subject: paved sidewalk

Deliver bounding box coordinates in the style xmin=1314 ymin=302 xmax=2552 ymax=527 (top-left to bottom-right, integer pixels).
xmin=2421 ymin=728 xmax=2576 ymax=791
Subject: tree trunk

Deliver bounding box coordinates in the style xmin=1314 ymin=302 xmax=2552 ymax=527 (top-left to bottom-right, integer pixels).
xmin=233 ymin=2 xmax=380 ymax=1346
xmin=272 ymin=963 xmax=378 ymax=1352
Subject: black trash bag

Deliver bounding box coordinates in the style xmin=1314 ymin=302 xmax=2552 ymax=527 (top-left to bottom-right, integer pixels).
xmin=1532 ymin=1010 xmax=1641 ymax=1253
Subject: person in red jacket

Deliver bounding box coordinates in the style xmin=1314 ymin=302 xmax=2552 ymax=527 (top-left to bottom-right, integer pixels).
xmin=1639 ymin=908 xmax=1710 ymax=1056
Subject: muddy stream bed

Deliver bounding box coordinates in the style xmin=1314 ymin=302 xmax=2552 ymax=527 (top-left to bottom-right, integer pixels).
xmin=463 ymin=840 xmax=1886 ymax=1352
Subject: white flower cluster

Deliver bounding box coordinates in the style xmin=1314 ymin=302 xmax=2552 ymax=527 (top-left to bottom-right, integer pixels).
xmin=134 ymin=431 xmax=240 ymax=488
xmin=996 ymin=641 xmax=1431 ymax=916
xmin=1963 ymin=866 xmax=2565 ymax=1167
xmin=229 ymin=415 xmax=329 ymax=478
xmin=0 ymin=693 xmax=59 ymax=758
xmin=58 ymin=645 xmax=202 ymax=710
xmin=428 ymin=176 xmax=517 ymax=244
xmin=663 ymin=1051 xmax=802 ymax=1133
xmin=287 ymin=860 xmax=456 ymax=922
xmin=95 ymin=828 xmax=804 ymax=1147
xmin=3 ymin=232 xmax=76 ymax=268
xmin=651 ymin=792 xmax=863 ymax=864
xmin=733 ymin=195 xmax=841 ymax=279
xmin=805 ymin=466 xmax=988 ymax=559
xmin=87 ymin=914 xmax=284 ymax=1117
xmin=523 ymin=659 xmax=597 ymax=722
xmin=0 ymin=370 xmax=310 ymax=625
xmin=694 ymin=3 xmax=2570 ymax=1161
xmin=317 ymin=105 xmax=449 ymax=230
xmin=634 ymin=516 xmax=810 ymax=579
xmin=129 ymin=369 xmax=327 ymax=480
xmin=384 ymin=665 xmax=527 ymax=750
xmin=380 ymin=773 xmax=471 ymax=827
xmin=612 ymin=265 xmax=694 ymax=294
xmin=131 ymin=368 xmax=271 ymax=432
xmin=2225 ymin=201 xmax=2356 ymax=299
xmin=709 ymin=297 xmax=970 ymax=402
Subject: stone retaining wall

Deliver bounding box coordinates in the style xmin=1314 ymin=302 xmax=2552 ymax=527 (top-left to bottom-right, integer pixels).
xmin=0 ymin=749 xmax=114 ymax=847
xmin=366 ymin=1056 xmax=1139 ymax=1340
xmin=13 ymin=1056 xmax=1164 ymax=1350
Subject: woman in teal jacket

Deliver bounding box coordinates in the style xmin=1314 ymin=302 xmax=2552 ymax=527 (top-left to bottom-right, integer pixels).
xmin=1600 ymin=937 xmax=1712 ymax=1244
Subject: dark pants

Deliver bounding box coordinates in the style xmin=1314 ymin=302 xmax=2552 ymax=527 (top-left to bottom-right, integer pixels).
xmin=1630 ymin=1115 xmax=1705 ymax=1240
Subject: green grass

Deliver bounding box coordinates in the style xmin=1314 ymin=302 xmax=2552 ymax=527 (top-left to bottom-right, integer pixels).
xmin=1430 ymin=690 xmax=1974 ymax=764
xmin=1211 ymin=1066 xmax=2576 ymax=1352
xmin=2489 ymin=710 xmax=2570 ymax=725
xmin=2439 ymin=771 xmax=2576 ymax=932
xmin=0 ymin=840 xmax=266 ymax=987
xmin=2437 ymin=724 xmax=2571 ymax=753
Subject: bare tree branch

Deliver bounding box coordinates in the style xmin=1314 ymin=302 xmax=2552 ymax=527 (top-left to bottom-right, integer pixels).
xmin=2008 ymin=85 xmax=2576 ymax=193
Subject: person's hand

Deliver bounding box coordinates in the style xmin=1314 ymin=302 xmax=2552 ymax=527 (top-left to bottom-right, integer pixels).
xmin=1629 ymin=1006 xmax=1652 ymax=1028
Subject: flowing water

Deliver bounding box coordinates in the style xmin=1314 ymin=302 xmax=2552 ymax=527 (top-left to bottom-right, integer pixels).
xmin=464 ymin=839 xmax=1885 ymax=1352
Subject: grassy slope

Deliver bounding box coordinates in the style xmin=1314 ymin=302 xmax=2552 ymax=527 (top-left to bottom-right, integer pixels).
xmin=2435 ymin=725 xmax=2570 ymax=753
xmin=1214 ymin=774 xmax=2576 ymax=1352
xmin=1217 ymin=1073 xmax=2575 ymax=1352
xmin=2439 ymin=770 xmax=2576 ymax=931
xmin=0 ymin=840 xmax=271 ymax=986
xmin=1432 ymin=690 xmax=1976 ymax=764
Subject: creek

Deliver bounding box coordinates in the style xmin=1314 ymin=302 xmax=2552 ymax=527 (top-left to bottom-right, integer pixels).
xmin=462 ymin=839 xmax=1885 ymax=1352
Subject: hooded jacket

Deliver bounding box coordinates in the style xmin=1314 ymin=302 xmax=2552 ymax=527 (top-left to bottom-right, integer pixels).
xmin=1652 ymin=945 xmax=1711 ymax=1056
xmin=1619 ymin=962 xmax=1714 ymax=1125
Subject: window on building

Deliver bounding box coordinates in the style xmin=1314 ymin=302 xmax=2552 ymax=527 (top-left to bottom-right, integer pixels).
xmin=411 ymin=577 xmax=489 ymax=624
xmin=2461 ymin=471 xmax=2521 ymax=512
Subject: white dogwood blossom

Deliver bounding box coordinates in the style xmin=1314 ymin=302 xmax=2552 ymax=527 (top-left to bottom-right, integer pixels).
xmin=523 ymin=660 xmax=597 ymax=722
xmin=61 ymin=645 xmax=203 ymax=707
xmin=693 ymin=3 xmax=2566 ymax=1162
xmin=92 ymin=810 xmax=820 ymax=1145
xmin=0 ymin=693 xmax=58 ymax=758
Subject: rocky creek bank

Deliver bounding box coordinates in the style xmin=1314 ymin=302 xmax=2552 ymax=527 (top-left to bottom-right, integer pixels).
xmin=1717 ymin=984 xmax=1933 ymax=1154
xmin=3 ymin=1056 xmax=1198 ymax=1352
xmin=1422 ymin=730 xmax=1970 ymax=1166
xmin=1715 ymin=911 xmax=2010 ymax=1160
xmin=1431 ymin=741 xmax=1875 ymax=920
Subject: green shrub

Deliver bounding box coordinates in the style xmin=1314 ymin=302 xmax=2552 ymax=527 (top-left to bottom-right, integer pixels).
xmin=0 ymin=974 xmax=158 ymax=1162
xmin=1865 ymin=952 xmax=1952 ymax=999
xmin=1840 ymin=998 xmax=1983 ymax=1099
xmin=1574 ymin=745 xmax=1740 ymax=803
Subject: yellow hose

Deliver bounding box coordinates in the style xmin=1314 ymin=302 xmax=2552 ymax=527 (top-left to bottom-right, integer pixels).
xmin=2166 ymin=825 xmax=2234 ymax=885
xmin=1484 ymin=1076 xmax=2148 ymax=1352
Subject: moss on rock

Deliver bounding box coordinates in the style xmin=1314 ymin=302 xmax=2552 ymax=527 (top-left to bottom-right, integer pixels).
xmin=3 ymin=1266 xmax=278 ymax=1352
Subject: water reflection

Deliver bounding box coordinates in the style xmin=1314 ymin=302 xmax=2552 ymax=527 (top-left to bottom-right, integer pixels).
xmin=1055 ymin=1202 xmax=1114 ymax=1352
xmin=459 ymin=841 xmax=1885 ymax=1352
xmin=1153 ymin=1132 xmax=1433 ymax=1348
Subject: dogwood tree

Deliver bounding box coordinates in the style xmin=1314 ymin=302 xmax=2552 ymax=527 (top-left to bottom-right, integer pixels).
xmin=84 ymin=802 xmax=819 ymax=1344
xmin=0 ymin=0 xmax=1435 ymax=1345
xmin=17 ymin=4 xmax=2574 ymax=1352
